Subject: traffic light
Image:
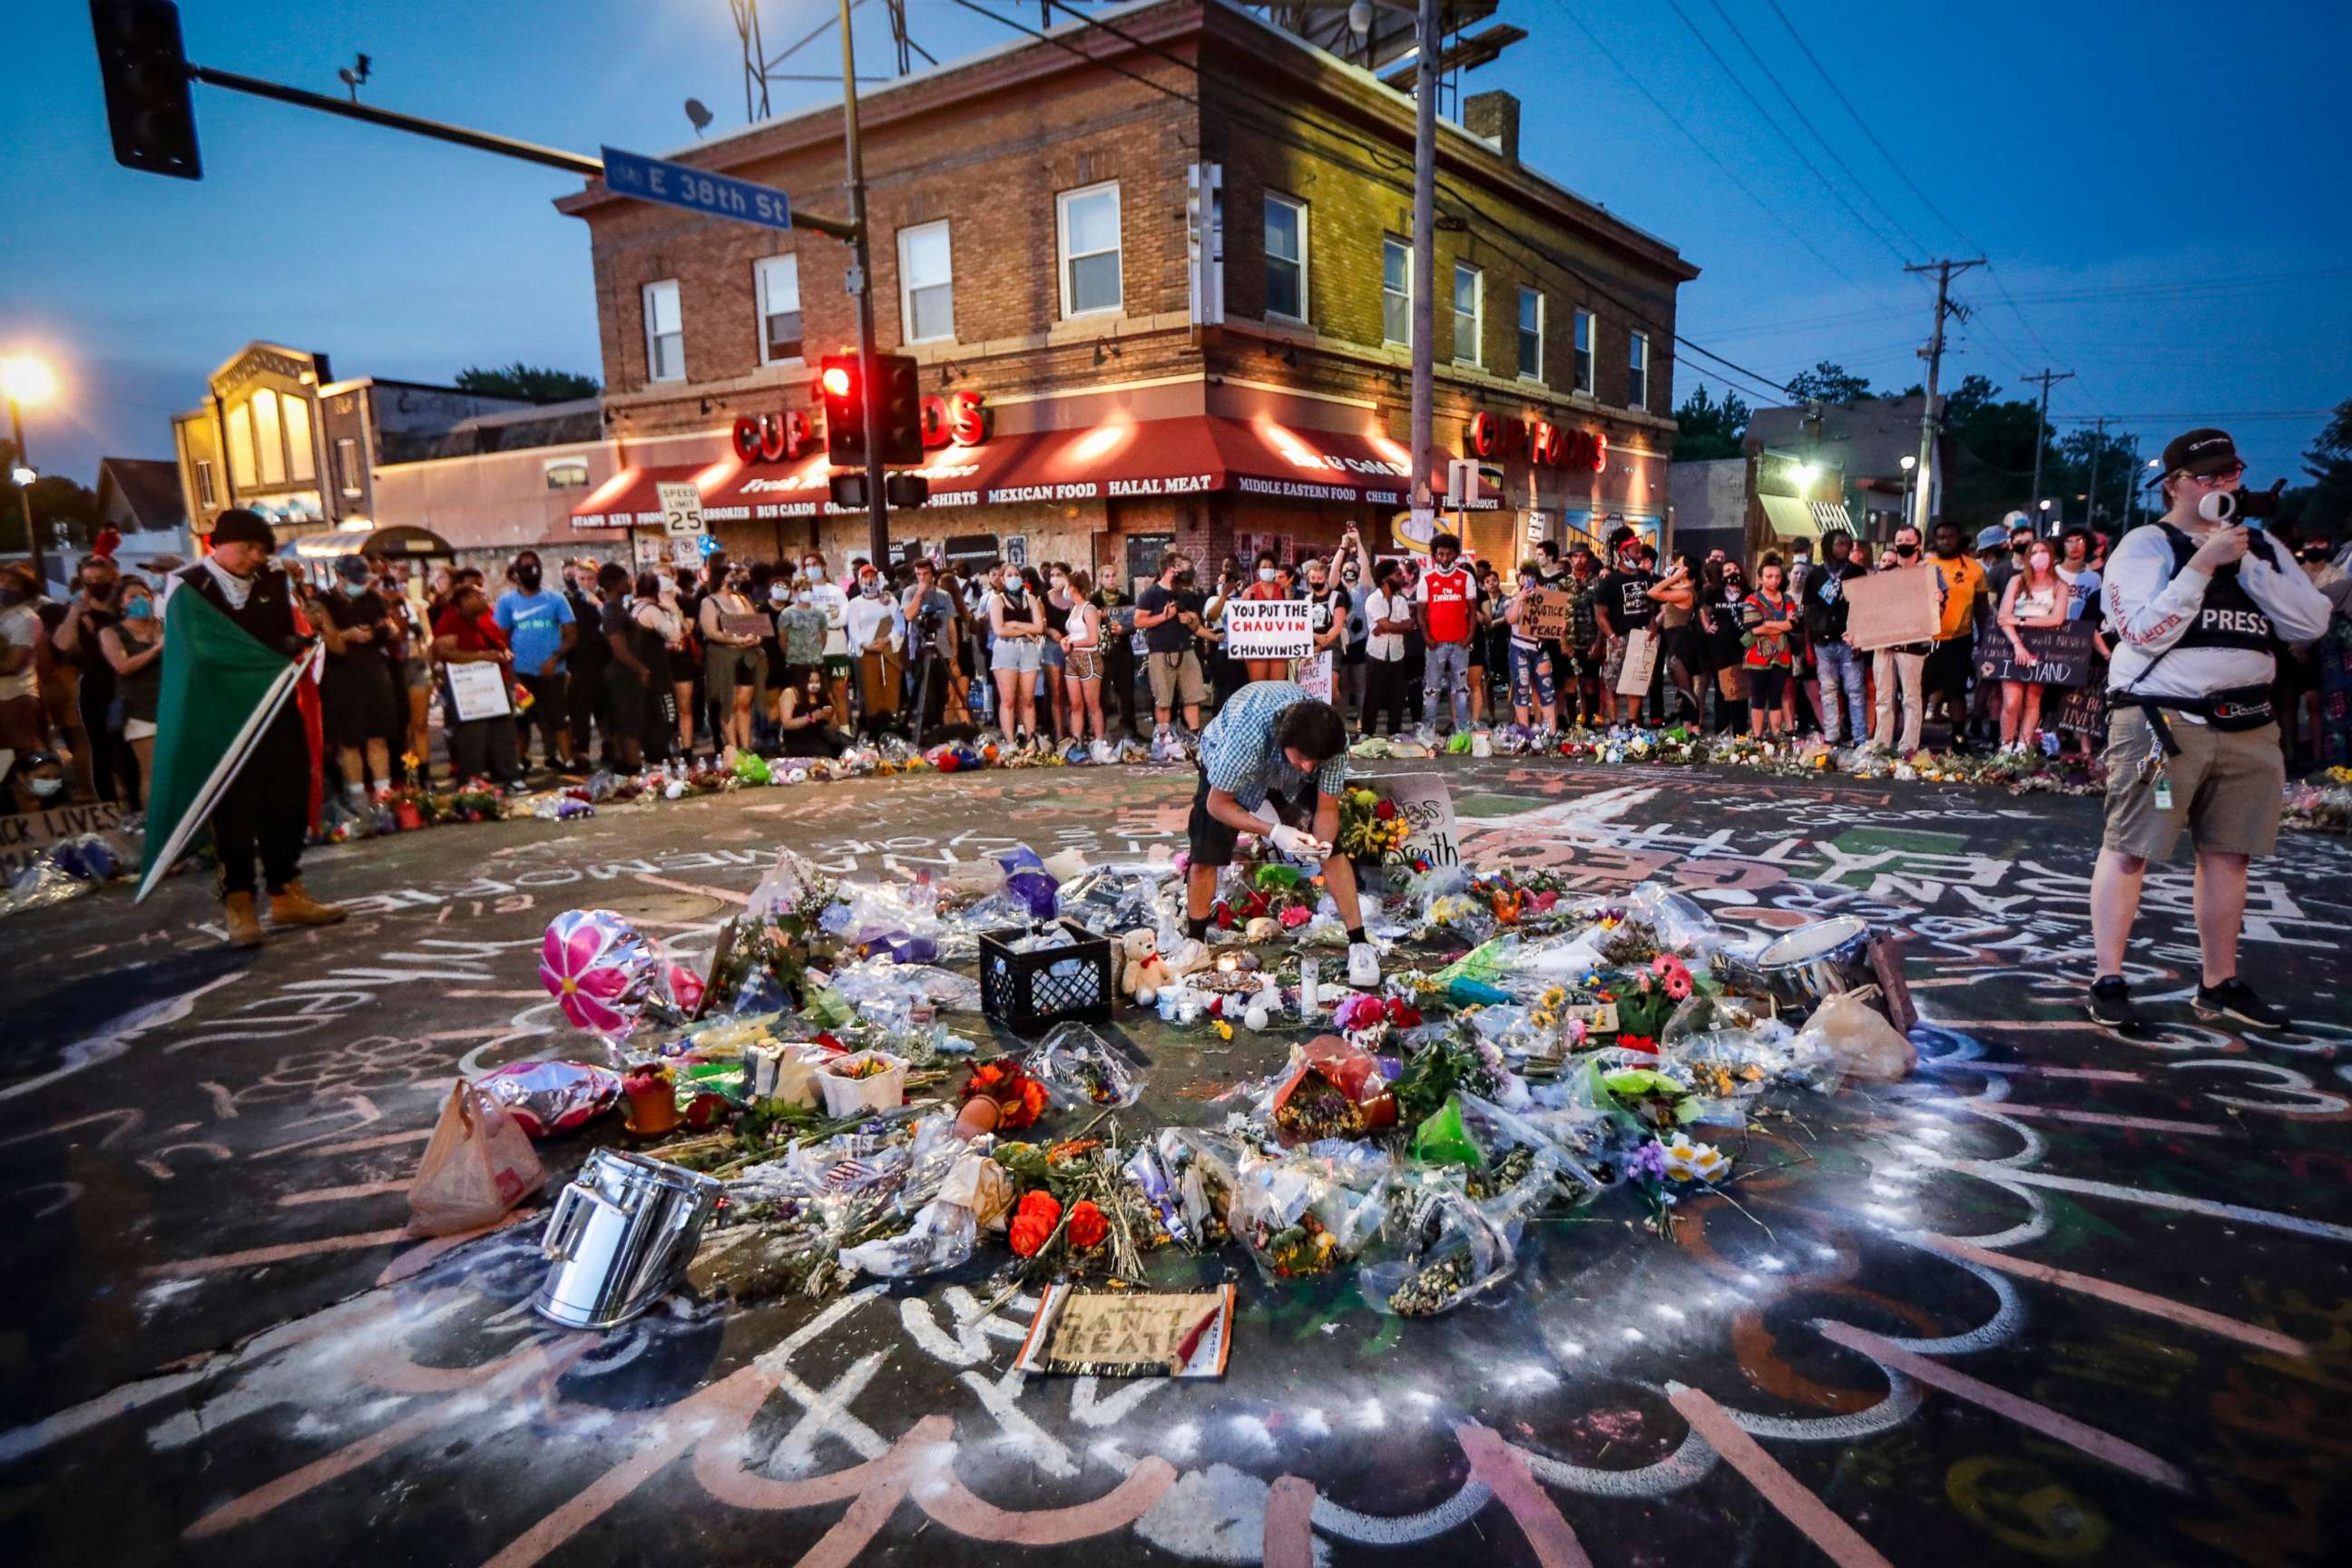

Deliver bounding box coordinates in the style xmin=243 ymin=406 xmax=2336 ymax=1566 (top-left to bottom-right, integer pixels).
xmin=884 ymin=472 xmax=929 ymax=509
xmin=91 ymin=0 xmax=202 ymax=181
xmin=877 ymin=354 xmax=923 ymax=466
xmin=818 ymin=354 xmax=866 ymax=466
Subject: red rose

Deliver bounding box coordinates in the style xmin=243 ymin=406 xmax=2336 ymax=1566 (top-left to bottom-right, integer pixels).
xmin=1009 ymin=1191 xmax=1063 ymax=1258
xmin=1066 ymin=1200 xmax=1108 ymax=1250
xmin=1385 ymin=999 xmax=1423 ymax=1028
xmin=1619 ymin=1034 xmax=1658 ymax=1054
xmin=1374 ymin=799 xmax=1398 ymax=820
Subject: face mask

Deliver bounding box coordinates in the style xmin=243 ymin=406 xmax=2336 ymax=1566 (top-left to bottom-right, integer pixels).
xmin=28 ymin=777 xmax=64 ymax=799
xmin=1895 ymin=543 xmax=1920 ymax=559
xmin=1178 ymin=570 xmax=1197 ymax=587
xmin=517 ymin=567 xmax=543 ymax=591
xmin=1342 ymin=571 xmax=1358 ymax=583
xmin=859 ymin=581 xmax=879 ymax=597
xmin=341 ymin=579 xmax=368 ymax=596
xmin=124 ymin=599 xmax=153 ymax=621
xmin=769 ymin=584 xmax=788 ymax=603
xmin=803 ymin=564 xmax=821 ymax=577
xmin=2029 ymin=554 xmax=2053 ymax=573
xmin=796 ymin=590 xmax=812 ymax=605
xmin=1257 ymin=567 xmax=1277 ymax=583
xmin=1309 ymin=578 xmax=1327 ymax=592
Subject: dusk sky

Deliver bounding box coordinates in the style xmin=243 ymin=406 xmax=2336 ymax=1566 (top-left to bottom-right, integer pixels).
xmin=6 ymin=0 xmax=2347 ymax=497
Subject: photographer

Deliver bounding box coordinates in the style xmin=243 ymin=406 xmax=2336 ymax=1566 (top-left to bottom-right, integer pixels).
xmin=2088 ymin=429 xmax=2331 ymax=1033
xmin=901 ymin=558 xmax=958 ymax=740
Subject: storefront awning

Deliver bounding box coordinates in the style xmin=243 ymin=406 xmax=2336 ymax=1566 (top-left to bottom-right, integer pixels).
xmin=1759 ymin=495 xmax=1818 ymax=540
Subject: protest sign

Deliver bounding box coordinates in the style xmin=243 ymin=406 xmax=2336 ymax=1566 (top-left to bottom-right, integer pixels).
xmin=720 ymin=612 xmax=773 ymax=642
xmin=1842 ymin=567 xmax=1940 ymax=651
xmin=1979 ymin=621 xmax=2095 ymax=687
xmin=0 ymin=800 xmax=126 ymax=882
xmin=1615 ymin=626 xmax=1660 ymax=696
xmin=1298 ymin=650 xmax=1335 ymax=702
xmin=1518 ymin=586 xmax=1573 ymax=642
xmin=1221 ymin=599 xmax=1313 ymax=660
xmin=1016 ymin=1285 xmax=1234 ymax=1378
xmin=446 ymin=662 xmax=514 ymax=722
xmin=1370 ymin=771 xmax=1460 ymax=869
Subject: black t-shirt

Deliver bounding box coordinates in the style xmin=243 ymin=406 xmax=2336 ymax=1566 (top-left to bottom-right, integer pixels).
xmin=1596 ymin=569 xmax=1659 ymax=634
xmin=569 ymin=589 xmax=612 ymax=669
xmin=318 ymin=587 xmax=397 ymax=671
xmin=1137 ymin=583 xmax=1191 ymax=654
xmin=1307 ymin=587 xmax=1348 ymax=639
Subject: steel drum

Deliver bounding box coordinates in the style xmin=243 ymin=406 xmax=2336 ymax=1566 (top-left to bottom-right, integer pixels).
xmin=532 ymin=1149 xmax=724 ymax=1329
xmin=1749 ymin=916 xmax=1877 ymax=1020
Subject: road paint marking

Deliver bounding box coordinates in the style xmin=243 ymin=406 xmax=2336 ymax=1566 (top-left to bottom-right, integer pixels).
xmin=1263 ymin=1475 xmax=1319 ymax=1568
xmin=278 ymin=1180 xmax=416 ymax=1207
xmin=1939 ymin=1159 xmax=2352 ymax=1243
xmin=1914 ymin=1233 xmax=2307 ymax=1357
xmin=1968 ymin=1102 xmax=2225 ymax=1137
xmin=1815 ymin=1321 xmax=2188 ymax=1490
xmin=1457 ymin=1425 xmax=1595 ymax=1568
xmin=633 ymin=873 xmax=751 ymax=906
xmin=1926 ymin=1060 xmax=2145 ymax=1082
xmin=0 ymin=1367 xmax=211 ymax=1465
xmin=1667 ymin=1387 xmax=1893 ymax=1568
xmin=300 ymin=1127 xmax=434 ymax=1158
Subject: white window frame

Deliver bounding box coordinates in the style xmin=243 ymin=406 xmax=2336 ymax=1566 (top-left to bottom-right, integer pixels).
xmin=896 ymin=221 xmax=955 ymax=345
xmin=1453 ymin=263 xmax=1484 ymax=369
xmin=642 ymin=279 xmax=684 ymax=384
xmin=1381 ymin=237 xmax=1412 ymax=348
xmin=1573 ymin=309 xmax=1595 ymax=396
xmin=754 ymin=255 xmax=803 ymax=367
xmin=193 ymin=457 xmax=216 ymax=509
xmin=1055 ymin=181 xmax=1123 ymax=319
xmin=1517 ymin=288 xmax=1544 ymax=384
xmin=334 ymin=436 xmax=363 ymax=497
xmin=1263 ymin=192 xmax=1307 ymax=324
xmin=1628 ymin=328 xmax=1650 ymax=411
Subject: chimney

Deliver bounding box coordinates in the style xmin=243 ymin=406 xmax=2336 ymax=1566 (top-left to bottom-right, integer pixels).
xmin=1464 ymin=90 xmax=1520 ymax=162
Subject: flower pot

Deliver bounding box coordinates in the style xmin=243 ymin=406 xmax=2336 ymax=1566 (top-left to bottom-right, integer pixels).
xmin=818 ymin=1051 xmax=908 ymax=1117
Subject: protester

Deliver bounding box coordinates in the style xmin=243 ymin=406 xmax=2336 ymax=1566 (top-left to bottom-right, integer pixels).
xmin=309 ymin=555 xmax=403 ymax=806
xmin=4 ymin=748 xmax=67 ymax=814
xmin=1178 ymin=681 xmax=1377 ymax=989
xmin=1564 ymin=547 xmax=1608 ymax=726
xmin=1136 ymin=551 xmax=1206 ymax=736
xmin=777 ymin=576 xmax=828 ymax=698
xmin=1654 ymin=551 xmax=1700 ymax=723
xmin=1594 ymin=539 xmax=1661 ymax=725
xmin=1466 ymin=560 xmax=1500 ymax=725
xmin=1304 ymin=554 xmax=1348 ymax=702
xmin=495 ymin=550 xmax=578 ymax=772
xmin=1060 ymin=568 xmax=1108 ymax=750
xmin=1867 ymin=526 xmax=1932 ymax=754
xmin=2056 ymin=528 xmax=2102 ymax=622
xmin=380 ymin=559 xmax=434 ymax=784
xmin=698 ymin=568 xmax=766 ymax=758
xmin=1416 ymin=532 xmax=1477 ymax=734
xmin=1925 ymin=522 xmax=1987 ymax=750
xmin=0 ymin=562 xmax=44 ymax=759
xmin=1336 ymin=527 xmax=1371 ymax=719
xmin=1740 ymin=557 xmax=1798 ymax=741
xmin=99 ymin=574 xmax=164 ymax=799
xmin=51 ymin=553 xmax=135 ymax=804
xmin=902 ymin=559 xmax=959 ymax=737
xmin=562 ymin=560 xmax=612 ymax=769
xmin=1996 ymin=538 xmax=2071 ymax=753
xmin=1041 ymin=563 xmax=1081 ymax=740
xmin=775 ymin=664 xmax=848 ymax=757
xmin=172 ymin=510 xmax=347 ymax=946
xmin=987 ymin=561 xmax=1046 ymax=743
xmin=1359 ymin=557 xmax=1414 ymax=739
xmin=1805 ymin=531 xmax=1869 ymax=746
xmin=1502 ymin=559 xmax=1559 ymax=730
xmin=431 ymin=578 xmax=524 ymax=787
xmin=848 ymin=561 xmax=903 ymax=735
xmin=664 ymin=567 xmax=701 ymax=757
xmin=2088 ymin=429 xmax=2332 ymax=1032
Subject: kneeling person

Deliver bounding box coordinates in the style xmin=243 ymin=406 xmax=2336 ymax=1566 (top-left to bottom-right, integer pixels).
xmin=1181 ymin=681 xmax=1378 ymax=988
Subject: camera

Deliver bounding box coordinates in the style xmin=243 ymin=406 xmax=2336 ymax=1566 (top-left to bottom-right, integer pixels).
xmin=2197 ymin=481 xmax=2283 ymax=525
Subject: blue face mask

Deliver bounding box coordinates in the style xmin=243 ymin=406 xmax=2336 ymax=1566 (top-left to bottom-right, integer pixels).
xmin=340 ymin=580 xmax=368 ymax=596
xmin=124 ymin=598 xmax=154 ymax=621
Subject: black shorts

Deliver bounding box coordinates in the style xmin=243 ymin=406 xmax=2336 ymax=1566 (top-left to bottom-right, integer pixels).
xmin=321 ymin=662 xmax=398 ymax=750
xmin=1187 ymin=769 xmax=1310 ymax=867
xmin=1746 ymin=665 xmax=1789 ymax=709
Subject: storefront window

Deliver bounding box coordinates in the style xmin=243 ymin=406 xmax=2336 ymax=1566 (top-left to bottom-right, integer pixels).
xmin=897 ymin=222 xmax=954 ymax=343
xmin=1382 ymin=238 xmax=1411 ymax=348
xmin=1264 ymin=194 xmax=1306 ymax=322
xmin=1057 ymin=182 xmax=1122 ymax=318
xmin=756 ymin=255 xmax=802 ymax=364
xmin=643 ymin=279 xmax=684 ymax=383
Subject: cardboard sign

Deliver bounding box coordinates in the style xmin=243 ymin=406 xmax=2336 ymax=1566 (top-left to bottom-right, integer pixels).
xmin=1842 ymin=567 xmax=1940 ymax=651
xmin=1015 ymin=1285 xmax=1234 ymax=1378
xmin=1221 ymin=599 xmax=1314 ymax=659
xmin=1371 ymin=771 xmax=1460 ymax=869
xmin=720 ymin=612 xmax=772 ymax=642
xmin=1298 ymin=649 xmax=1335 ymax=702
xmin=445 ymin=661 xmax=514 ymax=722
xmin=1978 ymin=621 xmax=2096 ymax=687
xmin=0 ymin=800 xmax=127 ymax=882
xmin=1615 ymin=626 xmax=1660 ymax=696
xmin=1518 ymin=586 xmax=1574 ymax=642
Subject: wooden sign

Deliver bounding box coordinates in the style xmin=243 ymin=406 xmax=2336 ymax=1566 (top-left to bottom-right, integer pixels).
xmin=1842 ymin=567 xmax=1940 ymax=652
xmin=1014 ymin=1285 xmax=1234 ymax=1378
xmin=1518 ymin=586 xmax=1574 ymax=642
xmin=1977 ymin=622 xmax=2096 ymax=687
xmin=0 ymin=799 xmax=127 ymax=882
xmin=1615 ymin=626 xmax=1660 ymax=696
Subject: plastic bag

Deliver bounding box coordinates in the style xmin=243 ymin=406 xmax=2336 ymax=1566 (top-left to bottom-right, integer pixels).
xmin=1792 ymin=986 xmax=1916 ymax=1086
xmin=839 ymin=1195 xmax=977 ymax=1279
xmin=1359 ymin=1182 xmax=1519 ymax=1318
xmin=475 ymin=1061 xmax=622 ymax=1137
xmin=1410 ymin=1095 xmax=1481 ymax=1170
xmin=1269 ymin=1034 xmax=1398 ymax=1144
xmin=1623 ymin=881 xmax=1727 ymax=961
xmin=406 ymin=1082 xmax=544 ymax=1237
xmin=1454 ymin=1093 xmax=1602 ymax=1212
xmin=1027 ymin=1023 xmax=1144 ymax=1109
xmin=1230 ymin=1148 xmax=1393 ymax=1282
xmin=1057 ymin=864 xmax=1177 ymax=936
xmin=998 ymin=846 xmax=1061 ymax=920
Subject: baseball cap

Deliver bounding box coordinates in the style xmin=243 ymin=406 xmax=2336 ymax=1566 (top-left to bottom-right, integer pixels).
xmin=2160 ymin=427 xmax=2239 ymax=478
xmin=335 ymin=554 xmax=370 ymax=583
xmin=1975 ymin=524 xmax=2010 ymax=551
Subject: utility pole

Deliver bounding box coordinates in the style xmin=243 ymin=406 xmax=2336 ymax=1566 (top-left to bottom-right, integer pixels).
xmin=2082 ymin=416 xmax=2103 ymax=536
xmin=2019 ymin=367 xmax=2074 ymax=530
xmin=837 ymin=0 xmax=890 ymax=570
xmin=1409 ymin=0 xmax=1439 ymax=517
xmin=2121 ymin=435 xmax=2139 ymax=533
xmin=1904 ymin=256 xmax=1984 ymax=535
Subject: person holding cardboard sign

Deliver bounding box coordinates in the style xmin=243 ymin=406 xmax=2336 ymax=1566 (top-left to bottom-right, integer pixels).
xmin=1501 ymin=562 xmax=1560 ymax=730
xmin=1995 ymin=539 xmax=2071 ymax=753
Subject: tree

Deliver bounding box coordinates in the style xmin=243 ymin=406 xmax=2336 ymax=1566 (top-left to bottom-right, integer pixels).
xmin=453 ymin=363 xmax=600 ymax=404
xmin=2297 ymin=398 xmax=2352 ymax=539
xmin=1672 ymin=382 xmax=1750 ymax=461
xmin=1784 ymin=361 xmax=1874 ymax=406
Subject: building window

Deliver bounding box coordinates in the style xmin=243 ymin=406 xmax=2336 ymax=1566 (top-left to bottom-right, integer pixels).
xmin=226 ymin=404 xmax=255 ymax=489
xmin=334 ymin=436 xmax=362 ymax=496
xmin=1517 ymin=288 xmax=1544 ymax=383
xmin=544 ymin=456 xmax=591 ymax=490
xmin=1263 ymin=193 xmax=1306 ymax=322
xmin=1453 ymin=263 xmax=1483 ymax=368
xmin=897 ymin=222 xmax=955 ymax=344
xmin=1056 ymin=182 xmax=1122 ymax=318
xmin=1628 ymin=328 xmax=1650 ymax=411
xmin=642 ymin=279 xmax=684 ymax=383
xmin=755 ymin=255 xmax=802 ymax=365
xmin=193 ymin=458 xmax=216 ymax=509
xmin=1382 ymin=237 xmax=1411 ymax=348
xmin=1573 ymin=309 xmax=1594 ymax=396
xmin=282 ymin=394 xmax=314 ymax=483
xmin=250 ymin=389 xmax=286 ymax=485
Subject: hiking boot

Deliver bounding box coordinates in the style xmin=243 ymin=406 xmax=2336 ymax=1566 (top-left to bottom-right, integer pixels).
xmin=2194 ymin=977 xmax=2289 ymax=1031
xmin=222 ymin=891 xmax=264 ymax=948
xmin=2086 ymin=975 xmax=2139 ymax=1033
xmin=270 ymin=880 xmax=348 ymax=927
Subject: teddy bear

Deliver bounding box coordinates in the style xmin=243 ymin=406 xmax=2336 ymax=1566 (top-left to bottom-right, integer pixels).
xmin=1118 ymin=928 xmax=1173 ymax=1004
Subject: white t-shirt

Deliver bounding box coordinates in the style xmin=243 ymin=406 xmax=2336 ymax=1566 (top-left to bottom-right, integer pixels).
xmin=809 ymin=581 xmax=851 ymax=656
xmin=0 ymin=603 xmax=38 ymax=701
xmin=1363 ymin=589 xmax=1409 ymax=662
xmin=845 ymin=593 xmax=901 ymax=654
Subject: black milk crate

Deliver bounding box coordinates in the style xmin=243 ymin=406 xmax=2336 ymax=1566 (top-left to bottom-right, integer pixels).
xmin=978 ymin=920 xmax=1114 ymax=1034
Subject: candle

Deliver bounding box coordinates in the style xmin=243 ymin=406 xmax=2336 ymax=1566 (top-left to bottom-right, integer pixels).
xmin=1299 ymin=959 xmax=1319 ymax=1012
xmin=1216 ymin=953 xmax=1239 ymax=975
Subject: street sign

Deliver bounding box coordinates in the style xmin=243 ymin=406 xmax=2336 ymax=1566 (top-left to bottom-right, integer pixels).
xmin=599 ymin=145 xmax=793 ymax=232
xmin=1446 ymin=458 xmax=1481 ymax=505
xmin=657 ymin=480 xmax=705 ymax=537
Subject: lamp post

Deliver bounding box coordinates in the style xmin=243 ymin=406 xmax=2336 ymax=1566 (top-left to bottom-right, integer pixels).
xmin=1897 ymin=454 xmax=1916 ymax=543
xmin=2 ymin=354 xmax=57 ymax=560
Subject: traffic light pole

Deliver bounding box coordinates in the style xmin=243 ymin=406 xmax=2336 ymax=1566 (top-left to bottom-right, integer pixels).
xmin=838 ymin=0 xmax=891 ymax=571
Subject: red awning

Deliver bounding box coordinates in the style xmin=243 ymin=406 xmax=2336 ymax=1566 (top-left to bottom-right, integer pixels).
xmin=568 ymin=464 xmax=705 ymax=529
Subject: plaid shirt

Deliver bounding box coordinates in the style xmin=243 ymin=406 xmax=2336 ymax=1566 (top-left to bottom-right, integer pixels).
xmin=1199 ymin=681 xmax=1348 ymax=809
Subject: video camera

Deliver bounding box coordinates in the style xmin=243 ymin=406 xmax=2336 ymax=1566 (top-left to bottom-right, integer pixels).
xmin=2197 ymin=478 xmax=2286 ymax=525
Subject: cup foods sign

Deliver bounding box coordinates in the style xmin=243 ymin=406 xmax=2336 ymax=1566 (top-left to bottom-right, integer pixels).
xmin=731 ymin=387 xmax=990 ymax=464
xmin=1465 ymin=412 xmax=1608 ymax=473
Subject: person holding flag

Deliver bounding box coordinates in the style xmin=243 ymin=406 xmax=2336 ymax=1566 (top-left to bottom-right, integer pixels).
xmin=143 ymin=508 xmax=348 ymax=946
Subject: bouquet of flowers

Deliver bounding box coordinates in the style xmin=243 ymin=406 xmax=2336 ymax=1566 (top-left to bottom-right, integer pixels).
xmin=1337 ymin=787 xmax=1410 ymax=864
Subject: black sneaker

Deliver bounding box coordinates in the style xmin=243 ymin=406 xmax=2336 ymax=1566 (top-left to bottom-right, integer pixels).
xmin=2087 ymin=976 xmax=2139 ymax=1033
xmin=2194 ymin=978 xmax=2290 ymax=1030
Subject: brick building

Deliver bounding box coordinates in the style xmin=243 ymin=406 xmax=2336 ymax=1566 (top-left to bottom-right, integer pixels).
xmin=556 ymin=0 xmax=1692 ymax=582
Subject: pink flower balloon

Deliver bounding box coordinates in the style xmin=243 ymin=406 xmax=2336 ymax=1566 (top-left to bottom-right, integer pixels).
xmin=540 ymin=909 xmax=658 ymax=1041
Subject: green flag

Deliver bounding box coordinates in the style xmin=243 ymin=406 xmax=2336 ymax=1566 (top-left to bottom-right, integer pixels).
xmin=136 ymin=585 xmax=313 ymax=903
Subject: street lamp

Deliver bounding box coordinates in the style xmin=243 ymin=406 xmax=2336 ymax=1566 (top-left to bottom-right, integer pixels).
xmin=1897 ymin=454 xmax=1916 ymax=542
xmin=2 ymin=352 xmax=57 ymax=559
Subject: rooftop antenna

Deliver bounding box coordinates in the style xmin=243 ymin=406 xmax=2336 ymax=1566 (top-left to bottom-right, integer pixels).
xmin=336 ymin=53 xmax=372 ymax=103
xmin=730 ymin=0 xmax=932 ymax=124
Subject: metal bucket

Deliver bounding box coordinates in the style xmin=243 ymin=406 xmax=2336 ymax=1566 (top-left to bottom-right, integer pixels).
xmin=532 ymin=1149 xmax=724 ymax=1329
xmin=1751 ymin=916 xmax=1876 ymax=1020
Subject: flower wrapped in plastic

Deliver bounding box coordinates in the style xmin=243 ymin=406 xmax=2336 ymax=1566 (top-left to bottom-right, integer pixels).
xmin=1026 ymin=1022 xmax=1144 ymax=1110
xmin=1360 ymin=1181 xmax=1519 ymax=1318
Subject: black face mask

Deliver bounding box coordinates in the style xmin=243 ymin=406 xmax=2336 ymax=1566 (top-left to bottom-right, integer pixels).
xmin=1895 ymin=543 xmax=1920 ymax=559
xmin=516 ymin=566 xmax=543 ymax=591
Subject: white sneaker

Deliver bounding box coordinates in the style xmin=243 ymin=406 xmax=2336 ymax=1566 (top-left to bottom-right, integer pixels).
xmin=1165 ymin=937 xmax=1210 ymax=977
xmin=1346 ymin=941 xmax=1379 ymax=989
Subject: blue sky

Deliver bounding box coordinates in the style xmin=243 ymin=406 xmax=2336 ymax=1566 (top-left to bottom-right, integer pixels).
xmin=5 ymin=0 xmax=2347 ymax=497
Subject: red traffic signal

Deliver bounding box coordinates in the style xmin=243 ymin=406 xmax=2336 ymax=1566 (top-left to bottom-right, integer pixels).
xmin=818 ymin=354 xmax=866 ymax=466
xmin=91 ymin=0 xmax=202 ymax=181
xmin=819 ymin=363 xmax=853 ymax=399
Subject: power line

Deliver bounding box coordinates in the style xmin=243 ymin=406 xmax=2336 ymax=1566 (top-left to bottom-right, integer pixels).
xmin=944 ymin=0 xmax=1198 ymax=108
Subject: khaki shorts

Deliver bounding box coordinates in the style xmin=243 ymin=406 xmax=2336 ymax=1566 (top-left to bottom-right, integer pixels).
xmin=2101 ymin=706 xmax=2284 ymax=862
xmin=1147 ymin=650 xmax=1206 ymax=708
